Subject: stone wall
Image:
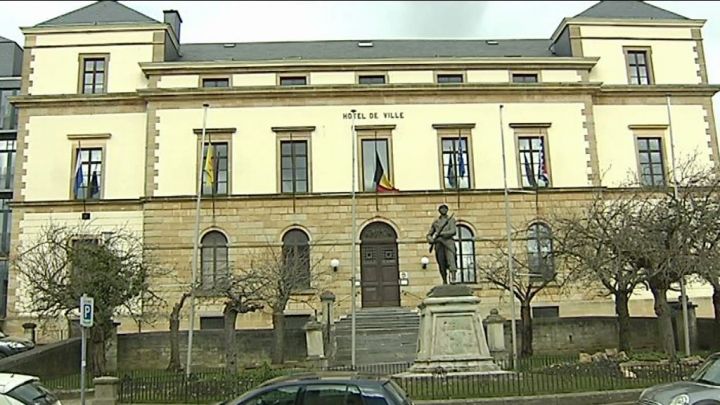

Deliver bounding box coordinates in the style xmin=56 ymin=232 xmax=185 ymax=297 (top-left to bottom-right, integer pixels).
xmin=697 ymin=318 xmax=717 ymax=350
xmin=118 ymin=317 xmax=309 ymax=370
xmin=0 ymin=337 xmax=80 ymax=379
xmin=500 ymin=317 xmax=660 ymax=354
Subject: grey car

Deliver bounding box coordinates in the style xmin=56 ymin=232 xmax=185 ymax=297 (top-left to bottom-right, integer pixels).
xmin=639 ymin=353 xmax=720 ymax=405
xmin=222 ymin=372 xmax=412 ymax=405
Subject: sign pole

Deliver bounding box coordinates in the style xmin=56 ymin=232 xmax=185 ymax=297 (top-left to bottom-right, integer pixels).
xmin=79 ymin=294 xmax=93 ymax=405
xmin=80 ymin=325 xmax=86 ymax=405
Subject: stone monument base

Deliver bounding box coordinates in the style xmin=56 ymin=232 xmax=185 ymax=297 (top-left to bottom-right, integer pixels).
xmin=404 ymin=285 xmax=501 ymax=375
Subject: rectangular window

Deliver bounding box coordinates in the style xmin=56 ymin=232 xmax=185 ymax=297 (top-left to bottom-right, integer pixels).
xmin=0 ymin=89 xmax=19 ymax=131
xmin=512 ymin=73 xmax=538 ymax=83
xmin=73 ymin=148 xmax=103 ymax=200
xmin=0 ymin=140 xmax=15 ymax=191
xmin=81 ymin=57 xmax=106 ymax=94
xmin=532 ymin=306 xmax=559 ymax=318
xmin=627 ymin=50 xmax=651 ymax=85
xmin=637 ymin=137 xmax=665 ymax=186
xmin=441 ymin=137 xmax=471 ymax=189
xmin=200 ymin=316 xmax=225 ymax=330
xmin=361 ymin=138 xmax=390 ymax=192
xmin=202 ymin=78 xmax=229 ymax=88
xmin=437 ymin=74 xmax=464 ymax=84
xmin=201 ymin=142 xmax=229 ymax=196
xmin=280 ymin=140 xmax=308 ymax=193
xmin=279 ymin=76 xmax=307 ymax=86
xmin=0 ymin=200 xmax=10 ymax=256
xmin=518 ymin=136 xmax=550 ymax=188
xmin=358 ymin=75 xmax=386 ymax=85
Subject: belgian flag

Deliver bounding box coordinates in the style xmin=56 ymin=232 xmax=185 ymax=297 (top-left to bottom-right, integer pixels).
xmin=373 ymin=153 xmax=398 ymax=192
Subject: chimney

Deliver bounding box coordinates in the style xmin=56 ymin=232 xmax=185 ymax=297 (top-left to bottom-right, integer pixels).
xmin=163 ymin=10 xmax=182 ymax=44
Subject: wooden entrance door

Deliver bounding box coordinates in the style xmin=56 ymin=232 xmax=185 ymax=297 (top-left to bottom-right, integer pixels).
xmin=360 ymin=223 xmax=400 ymax=308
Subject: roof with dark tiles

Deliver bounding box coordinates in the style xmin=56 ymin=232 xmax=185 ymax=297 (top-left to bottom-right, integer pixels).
xmin=573 ymin=0 xmax=688 ymax=20
xmin=36 ymin=0 xmax=158 ymax=26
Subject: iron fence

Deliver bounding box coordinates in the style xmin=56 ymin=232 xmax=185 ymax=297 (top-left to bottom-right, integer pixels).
xmin=112 ymin=361 xmax=698 ymax=403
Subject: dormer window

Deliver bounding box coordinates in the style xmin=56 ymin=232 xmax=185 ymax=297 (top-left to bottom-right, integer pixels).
xmin=279 ymin=76 xmax=308 ymax=86
xmin=436 ymin=73 xmax=464 ymax=84
xmin=202 ymin=78 xmax=229 ymax=88
xmin=512 ymin=73 xmax=538 ymax=83
xmin=358 ymin=75 xmax=386 ymax=85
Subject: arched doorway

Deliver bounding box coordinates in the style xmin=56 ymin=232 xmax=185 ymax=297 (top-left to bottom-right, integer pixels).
xmin=360 ymin=222 xmax=400 ymax=308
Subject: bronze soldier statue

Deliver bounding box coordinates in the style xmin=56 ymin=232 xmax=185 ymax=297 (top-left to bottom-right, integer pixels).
xmin=426 ymin=204 xmax=457 ymax=284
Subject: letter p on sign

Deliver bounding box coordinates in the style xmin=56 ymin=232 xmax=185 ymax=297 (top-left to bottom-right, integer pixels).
xmin=80 ymin=295 xmax=94 ymax=328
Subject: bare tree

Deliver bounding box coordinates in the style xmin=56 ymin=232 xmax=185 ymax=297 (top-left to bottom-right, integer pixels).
xmin=217 ymin=271 xmax=264 ymax=372
xmin=243 ymin=239 xmax=330 ymax=364
xmin=555 ymin=160 xmax=720 ymax=357
xmin=554 ymin=190 xmax=652 ymax=353
xmin=167 ymin=291 xmax=190 ymax=372
xmin=477 ymin=227 xmax=575 ymax=358
xmin=12 ymin=223 xmax=164 ymax=375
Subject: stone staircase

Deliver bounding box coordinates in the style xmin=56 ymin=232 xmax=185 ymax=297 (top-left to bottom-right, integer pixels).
xmin=333 ymin=307 xmax=419 ymax=366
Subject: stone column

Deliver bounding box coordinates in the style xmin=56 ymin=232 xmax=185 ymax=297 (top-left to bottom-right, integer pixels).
xmin=22 ymin=322 xmax=36 ymax=344
xmin=303 ymin=320 xmax=326 ymax=367
xmin=104 ymin=322 xmax=120 ymax=374
xmin=320 ymin=291 xmax=336 ymax=360
xmin=92 ymin=376 xmax=119 ymax=405
xmin=67 ymin=316 xmax=81 ymax=339
xmin=484 ymin=309 xmax=507 ymax=363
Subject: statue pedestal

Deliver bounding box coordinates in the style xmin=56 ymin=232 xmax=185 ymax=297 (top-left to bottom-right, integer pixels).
xmin=407 ymin=285 xmax=500 ymax=374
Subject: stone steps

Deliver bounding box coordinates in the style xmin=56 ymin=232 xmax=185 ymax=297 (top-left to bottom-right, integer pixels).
xmin=334 ymin=307 xmax=420 ymax=366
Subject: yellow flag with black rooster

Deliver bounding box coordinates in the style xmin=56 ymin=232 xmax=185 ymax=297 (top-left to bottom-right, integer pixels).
xmin=204 ymin=143 xmax=216 ymax=191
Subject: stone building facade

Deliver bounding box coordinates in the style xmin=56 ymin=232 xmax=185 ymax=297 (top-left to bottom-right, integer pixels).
xmin=6 ymin=1 xmax=720 ymax=340
xmin=0 ymin=35 xmax=21 ymax=319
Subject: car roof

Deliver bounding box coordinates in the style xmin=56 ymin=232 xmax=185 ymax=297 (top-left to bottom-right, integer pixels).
xmin=259 ymin=372 xmax=390 ymax=388
xmin=0 ymin=374 xmax=38 ymax=394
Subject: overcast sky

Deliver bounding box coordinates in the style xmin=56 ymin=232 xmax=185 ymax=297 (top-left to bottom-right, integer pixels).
xmin=1 ymin=1 xmax=718 ymax=120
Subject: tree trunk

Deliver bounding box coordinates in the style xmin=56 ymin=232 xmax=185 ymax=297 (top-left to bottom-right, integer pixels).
xmin=713 ymin=287 xmax=720 ymax=350
xmin=615 ymin=292 xmax=632 ymax=353
xmin=167 ymin=293 xmax=189 ymax=372
xmin=650 ymin=286 xmax=677 ymax=359
xmin=223 ymin=303 xmax=239 ymax=373
xmin=520 ymin=302 xmax=533 ymax=358
xmin=271 ymin=311 xmax=285 ymax=364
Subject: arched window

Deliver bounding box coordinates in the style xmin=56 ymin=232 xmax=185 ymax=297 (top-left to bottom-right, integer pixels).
xmin=200 ymin=231 xmax=228 ymax=289
xmin=282 ymin=229 xmax=311 ymax=290
xmin=527 ymin=223 xmax=554 ymax=281
xmin=452 ymin=225 xmax=476 ymax=284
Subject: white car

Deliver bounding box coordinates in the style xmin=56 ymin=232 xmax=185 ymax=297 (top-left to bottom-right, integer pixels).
xmin=0 ymin=374 xmax=61 ymax=405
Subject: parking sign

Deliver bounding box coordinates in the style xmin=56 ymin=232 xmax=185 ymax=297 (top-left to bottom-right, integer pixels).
xmin=80 ymin=295 xmax=94 ymax=328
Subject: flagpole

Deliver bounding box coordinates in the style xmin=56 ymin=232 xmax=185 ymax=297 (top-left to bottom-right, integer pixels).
xmin=350 ymin=110 xmax=358 ymax=369
xmin=499 ymin=105 xmax=518 ymax=369
xmin=666 ymin=94 xmax=691 ymax=357
xmin=456 ymin=131 xmax=461 ymax=217
xmin=209 ymin=131 xmax=216 ymax=225
xmin=374 ymin=130 xmax=379 ymax=211
xmin=187 ymin=103 xmax=209 ymax=377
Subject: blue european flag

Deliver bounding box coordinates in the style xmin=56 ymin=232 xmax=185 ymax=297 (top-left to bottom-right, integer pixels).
xmin=74 ymin=151 xmax=84 ymax=198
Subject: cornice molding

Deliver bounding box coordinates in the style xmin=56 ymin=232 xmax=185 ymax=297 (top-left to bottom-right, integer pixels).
xmin=10 ymin=83 xmax=718 ymax=108
xmin=21 ymin=23 xmax=168 ymax=35
xmin=192 ymin=128 xmax=237 ymax=135
xmin=271 ymin=126 xmax=316 ymax=133
xmin=139 ymin=57 xmax=600 ymax=76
